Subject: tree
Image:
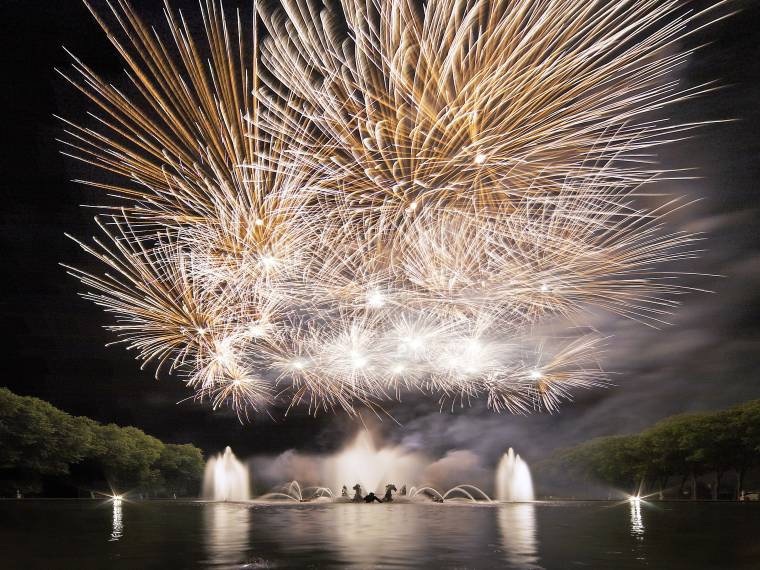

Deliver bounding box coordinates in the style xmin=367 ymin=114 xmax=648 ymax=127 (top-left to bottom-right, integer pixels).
xmin=154 ymin=444 xmax=205 ymax=496
xmin=676 ymin=412 xmax=740 ymax=500
xmin=641 ymin=414 xmax=702 ymax=499
xmin=553 ymin=435 xmax=644 ymax=493
xmin=732 ymin=400 xmax=760 ymax=498
xmin=0 ymin=388 xmax=93 ymax=494
xmin=0 ymin=388 xmax=205 ymax=497
xmin=90 ymin=424 xmax=164 ymax=491
xmin=543 ymin=399 xmax=760 ymax=500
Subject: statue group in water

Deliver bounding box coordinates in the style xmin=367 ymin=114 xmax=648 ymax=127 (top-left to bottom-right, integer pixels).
xmin=341 ymin=483 xmax=406 ymax=503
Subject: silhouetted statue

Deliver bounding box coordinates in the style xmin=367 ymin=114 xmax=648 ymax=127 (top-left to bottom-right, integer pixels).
xmin=352 ymin=484 xmax=363 ymax=502
xmin=341 ymin=485 xmax=348 ymax=497
xmin=400 ymin=485 xmax=407 ymax=496
xmin=364 ymin=492 xmax=382 ymax=503
xmin=383 ymin=484 xmax=397 ymax=502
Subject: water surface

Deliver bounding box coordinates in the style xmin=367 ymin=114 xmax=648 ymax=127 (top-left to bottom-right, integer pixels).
xmin=1 ymin=499 xmax=758 ymax=568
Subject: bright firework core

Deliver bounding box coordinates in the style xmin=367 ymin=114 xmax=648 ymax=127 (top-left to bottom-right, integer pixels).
xmin=60 ymin=0 xmax=723 ymax=419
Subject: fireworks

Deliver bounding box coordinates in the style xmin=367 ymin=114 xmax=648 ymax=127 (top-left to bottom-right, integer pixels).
xmin=60 ymin=0 xmax=725 ymax=419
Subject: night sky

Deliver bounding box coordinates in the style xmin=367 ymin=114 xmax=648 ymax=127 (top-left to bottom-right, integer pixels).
xmin=1 ymin=0 xmax=759 ymax=464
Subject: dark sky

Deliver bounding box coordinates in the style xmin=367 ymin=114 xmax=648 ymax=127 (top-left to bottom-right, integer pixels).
xmin=1 ymin=0 xmax=759 ymax=463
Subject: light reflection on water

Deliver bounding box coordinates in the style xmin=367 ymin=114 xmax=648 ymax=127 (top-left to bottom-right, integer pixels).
xmin=497 ymin=504 xmax=541 ymax=568
xmin=109 ymin=500 xmax=123 ymax=542
xmin=203 ymin=503 xmax=251 ymax=567
xmin=327 ymin=504 xmax=427 ymax=566
xmin=630 ymin=499 xmax=644 ymax=539
xmin=200 ymin=502 xmax=541 ymax=568
xmin=103 ymin=500 xmax=651 ymax=567
xmin=2 ymin=500 xmax=758 ymax=568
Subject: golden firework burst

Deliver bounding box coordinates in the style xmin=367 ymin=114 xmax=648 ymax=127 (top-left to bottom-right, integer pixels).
xmin=60 ymin=0 xmax=728 ymax=419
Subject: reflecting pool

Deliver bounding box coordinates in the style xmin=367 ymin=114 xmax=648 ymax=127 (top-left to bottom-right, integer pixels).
xmin=1 ymin=500 xmax=758 ymax=568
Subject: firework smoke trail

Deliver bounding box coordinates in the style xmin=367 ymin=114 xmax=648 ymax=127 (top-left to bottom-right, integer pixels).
xmin=60 ymin=0 xmax=728 ymax=419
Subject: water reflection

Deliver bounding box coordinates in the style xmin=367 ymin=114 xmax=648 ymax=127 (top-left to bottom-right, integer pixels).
xmin=109 ymin=500 xmax=123 ymax=541
xmin=197 ymin=503 xmax=542 ymax=567
xmin=204 ymin=503 xmax=251 ymax=566
xmin=630 ymin=500 xmax=644 ymax=539
xmin=330 ymin=504 xmax=426 ymax=566
xmin=6 ymin=499 xmax=759 ymax=568
xmin=497 ymin=504 xmax=541 ymax=568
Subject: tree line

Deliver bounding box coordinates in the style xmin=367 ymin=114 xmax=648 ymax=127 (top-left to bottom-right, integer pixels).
xmin=540 ymin=399 xmax=760 ymax=500
xmin=0 ymin=388 xmax=204 ymax=497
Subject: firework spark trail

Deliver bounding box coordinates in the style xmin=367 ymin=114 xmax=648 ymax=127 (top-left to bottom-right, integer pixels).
xmin=258 ymin=0 xmax=731 ymax=221
xmin=59 ymin=0 xmax=727 ymax=419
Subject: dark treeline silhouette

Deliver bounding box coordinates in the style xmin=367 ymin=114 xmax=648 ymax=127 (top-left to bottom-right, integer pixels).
xmin=0 ymin=388 xmax=204 ymax=497
xmin=538 ymin=400 xmax=760 ymax=500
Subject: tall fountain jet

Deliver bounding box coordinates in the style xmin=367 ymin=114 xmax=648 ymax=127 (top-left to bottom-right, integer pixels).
xmin=495 ymin=448 xmax=535 ymax=502
xmin=203 ymin=446 xmax=251 ymax=501
xmin=326 ymin=431 xmax=424 ymax=494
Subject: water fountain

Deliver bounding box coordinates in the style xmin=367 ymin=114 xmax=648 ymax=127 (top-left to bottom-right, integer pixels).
xmin=259 ymin=480 xmax=334 ymax=502
xmin=495 ymin=448 xmax=535 ymax=502
xmin=242 ymin=435 xmax=534 ymax=504
xmin=203 ymin=446 xmax=251 ymax=501
xmin=324 ymin=431 xmax=425 ymax=494
xmin=408 ymin=484 xmax=492 ymax=502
